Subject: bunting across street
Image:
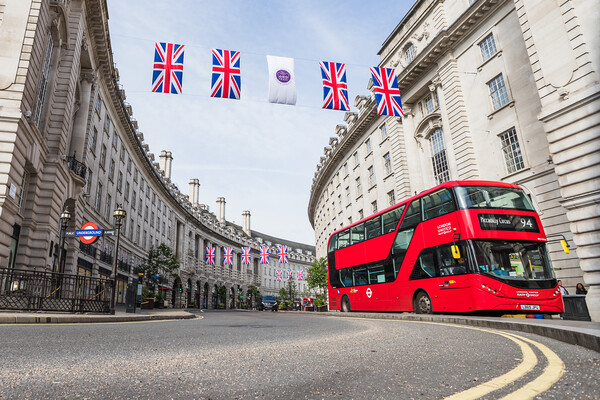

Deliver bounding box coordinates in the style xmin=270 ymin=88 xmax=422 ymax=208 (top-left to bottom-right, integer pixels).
xmin=151 ymin=42 xmax=184 ymax=94
xmin=259 ymin=245 xmax=269 ymax=264
xmin=370 ymin=66 xmax=404 ymax=117
xmin=320 ymin=61 xmax=349 ymax=111
xmin=297 ymin=269 xmax=304 ymax=280
xmin=210 ymin=49 xmax=241 ymax=99
xmin=241 ymin=247 xmax=251 ymax=265
xmin=276 ymin=269 xmax=282 ymax=281
xmin=223 ymin=247 xmax=233 ymax=265
xmin=205 ymin=247 xmax=215 ymax=265
xmin=286 ymin=270 xmax=292 ymax=281
xmin=277 ymin=245 xmax=288 ymax=264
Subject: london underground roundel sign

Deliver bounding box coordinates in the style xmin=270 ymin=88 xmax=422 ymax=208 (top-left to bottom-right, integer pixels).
xmin=80 ymin=222 xmax=100 ymax=244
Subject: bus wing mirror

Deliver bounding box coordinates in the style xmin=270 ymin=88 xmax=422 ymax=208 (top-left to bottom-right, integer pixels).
xmin=560 ymin=240 xmax=570 ymax=254
xmin=451 ymin=245 xmax=461 ymax=259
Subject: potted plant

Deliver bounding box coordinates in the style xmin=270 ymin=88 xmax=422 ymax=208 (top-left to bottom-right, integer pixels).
xmin=154 ymin=292 xmax=166 ymax=308
xmin=141 ymin=287 xmax=155 ymax=309
xmin=315 ymin=295 xmax=328 ymax=312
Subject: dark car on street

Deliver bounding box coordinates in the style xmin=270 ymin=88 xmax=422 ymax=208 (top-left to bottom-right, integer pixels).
xmin=259 ymin=295 xmax=278 ymax=311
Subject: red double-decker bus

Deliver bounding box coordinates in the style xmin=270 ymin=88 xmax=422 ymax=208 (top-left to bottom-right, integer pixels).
xmin=327 ymin=181 xmax=565 ymax=315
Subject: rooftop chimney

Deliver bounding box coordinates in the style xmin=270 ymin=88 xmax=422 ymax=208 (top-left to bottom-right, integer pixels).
xmin=189 ymin=178 xmax=200 ymax=206
xmin=216 ymin=197 xmax=226 ymax=224
xmin=159 ymin=150 xmax=173 ymax=179
xmin=242 ymin=210 xmax=251 ymax=236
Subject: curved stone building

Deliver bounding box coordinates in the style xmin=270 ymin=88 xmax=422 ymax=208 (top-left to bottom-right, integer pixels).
xmin=308 ymin=0 xmax=599 ymax=320
xmin=0 ymin=0 xmax=314 ymax=308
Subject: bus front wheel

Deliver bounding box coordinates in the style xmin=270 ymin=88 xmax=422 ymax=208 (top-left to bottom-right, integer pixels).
xmin=341 ymin=296 xmax=351 ymax=312
xmin=414 ymin=291 xmax=432 ymax=314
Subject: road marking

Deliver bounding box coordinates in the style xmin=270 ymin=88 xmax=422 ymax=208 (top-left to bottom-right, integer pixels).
xmin=498 ymin=332 xmax=565 ymax=400
xmin=442 ymin=330 xmax=537 ymax=400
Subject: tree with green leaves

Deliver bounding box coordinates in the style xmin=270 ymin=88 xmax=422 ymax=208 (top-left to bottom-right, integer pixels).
xmin=215 ymin=285 xmax=226 ymax=308
xmin=306 ymin=257 xmax=328 ymax=296
xmin=138 ymin=243 xmax=179 ymax=290
xmin=247 ymin=285 xmax=260 ymax=309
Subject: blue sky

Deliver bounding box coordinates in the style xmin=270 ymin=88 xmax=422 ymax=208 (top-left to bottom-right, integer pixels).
xmin=106 ymin=1 xmax=413 ymax=244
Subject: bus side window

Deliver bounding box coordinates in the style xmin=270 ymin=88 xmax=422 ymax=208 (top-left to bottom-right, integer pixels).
xmin=366 ymin=216 xmax=382 ymax=240
xmin=382 ymin=205 xmax=405 ymax=233
xmin=392 ymin=227 xmax=415 ymax=277
xmin=409 ymin=248 xmax=436 ymax=280
xmin=350 ymin=222 xmax=365 ymax=245
xmin=353 ymin=267 xmax=368 ymax=286
xmin=422 ymin=189 xmax=456 ymax=220
xmin=328 ymin=234 xmax=338 ymax=252
xmin=338 ymin=230 xmax=350 ymax=248
xmin=339 ymin=268 xmax=352 ymax=287
xmin=399 ymin=200 xmax=421 ymax=230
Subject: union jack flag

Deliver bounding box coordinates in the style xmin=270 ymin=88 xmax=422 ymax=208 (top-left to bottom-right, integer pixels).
xmin=286 ymin=270 xmax=292 ymax=281
xmin=211 ymin=49 xmax=241 ymax=99
xmin=241 ymin=247 xmax=251 ymax=265
xmin=259 ymin=245 xmax=269 ymax=264
xmin=297 ymin=269 xmax=304 ymax=280
xmin=320 ymin=61 xmax=349 ymax=111
xmin=276 ymin=269 xmax=282 ymax=281
xmin=223 ymin=247 xmax=233 ymax=265
xmin=277 ymin=245 xmax=288 ymax=264
xmin=205 ymin=247 xmax=215 ymax=265
xmin=370 ymin=67 xmax=404 ymax=117
xmin=152 ymin=42 xmax=184 ymax=94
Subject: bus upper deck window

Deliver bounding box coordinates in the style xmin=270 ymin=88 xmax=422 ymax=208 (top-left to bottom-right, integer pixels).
xmin=338 ymin=230 xmax=350 ymax=248
xmin=366 ymin=216 xmax=382 ymax=239
xmin=399 ymin=200 xmax=421 ymax=230
xmin=422 ymin=189 xmax=456 ymax=220
xmin=382 ymin=205 xmax=405 ymax=233
xmin=351 ymin=223 xmax=365 ymax=245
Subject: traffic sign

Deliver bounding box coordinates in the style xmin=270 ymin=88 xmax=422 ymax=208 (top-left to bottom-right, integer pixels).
xmin=103 ymin=229 xmax=116 ymax=236
xmin=65 ymin=231 xmax=76 ymax=237
xmin=79 ymin=222 xmax=100 ymax=244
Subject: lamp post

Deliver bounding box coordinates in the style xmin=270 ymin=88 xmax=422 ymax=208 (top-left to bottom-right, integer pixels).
xmin=110 ymin=205 xmax=126 ymax=315
xmin=57 ymin=209 xmax=71 ymax=273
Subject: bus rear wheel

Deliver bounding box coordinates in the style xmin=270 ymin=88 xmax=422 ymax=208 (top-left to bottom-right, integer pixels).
xmin=414 ymin=291 xmax=432 ymax=314
xmin=341 ymin=296 xmax=351 ymax=312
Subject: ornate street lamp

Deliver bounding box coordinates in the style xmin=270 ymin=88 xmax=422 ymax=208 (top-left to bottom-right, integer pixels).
xmin=57 ymin=209 xmax=71 ymax=273
xmin=110 ymin=205 xmax=127 ymax=314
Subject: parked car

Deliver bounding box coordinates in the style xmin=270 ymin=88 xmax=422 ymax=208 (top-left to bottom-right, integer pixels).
xmin=259 ymin=295 xmax=278 ymax=311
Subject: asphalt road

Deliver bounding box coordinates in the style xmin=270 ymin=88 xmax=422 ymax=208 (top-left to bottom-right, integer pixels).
xmin=0 ymin=310 xmax=597 ymax=399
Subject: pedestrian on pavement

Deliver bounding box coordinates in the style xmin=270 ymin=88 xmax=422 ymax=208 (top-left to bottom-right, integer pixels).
xmin=576 ymin=283 xmax=587 ymax=295
xmin=558 ymin=280 xmax=569 ymax=295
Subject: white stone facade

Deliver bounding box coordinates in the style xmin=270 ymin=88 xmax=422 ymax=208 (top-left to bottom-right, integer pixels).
xmin=0 ymin=0 xmax=314 ymax=308
xmin=308 ymin=0 xmax=599 ymax=319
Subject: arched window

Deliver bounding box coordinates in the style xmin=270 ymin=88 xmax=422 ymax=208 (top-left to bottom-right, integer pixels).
xmin=404 ymin=43 xmax=416 ymax=65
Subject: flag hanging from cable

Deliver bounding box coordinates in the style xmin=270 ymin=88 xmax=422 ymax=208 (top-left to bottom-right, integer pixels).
xmin=259 ymin=245 xmax=270 ymax=264
xmin=210 ymin=49 xmax=241 ymax=99
xmin=276 ymin=270 xmax=282 ymax=281
xmin=241 ymin=247 xmax=251 ymax=265
xmin=267 ymin=55 xmax=296 ymax=105
xmin=152 ymin=42 xmax=184 ymax=94
xmin=277 ymin=245 xmax=288 ymax=264
xmin=286 ymin=270 xmax=292 ymax=281
xmin=370 ymin=67 xmax=404 ymax=117
xmin=223 ymin=247 xmax=233 ymax=265
xmin=205 ymin=247 xmax=215 ymax=265
xmin=320 ymin=61 xmax=350 ymax=111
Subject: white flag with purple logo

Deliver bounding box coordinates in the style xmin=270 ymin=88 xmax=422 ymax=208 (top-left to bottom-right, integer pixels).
xmin=267 ymin=55 xmax=296 ymax=105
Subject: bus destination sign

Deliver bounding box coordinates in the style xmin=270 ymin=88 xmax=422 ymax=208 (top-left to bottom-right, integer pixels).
xmin=478 ymin=214 xmax=539 ymax=233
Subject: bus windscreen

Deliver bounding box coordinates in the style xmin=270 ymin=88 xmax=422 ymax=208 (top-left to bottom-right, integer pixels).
xmin=454 ymin=186 xmax=535 ymax=211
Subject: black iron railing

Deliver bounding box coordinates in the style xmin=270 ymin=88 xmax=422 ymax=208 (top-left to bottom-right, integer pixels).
xmin=65 ymin=155 xmax=88 ymax=180
xmin=99 ymin=250 xmax=113 ymax=264
xmin=0 ymin=268 xmax=111 ymax=313
xmin=79 ymin=241 xmax=97 ymax=257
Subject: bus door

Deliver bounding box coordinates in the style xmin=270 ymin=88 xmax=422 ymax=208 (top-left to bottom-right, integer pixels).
xmin=435 ymin=243 xmax=473 ymax=312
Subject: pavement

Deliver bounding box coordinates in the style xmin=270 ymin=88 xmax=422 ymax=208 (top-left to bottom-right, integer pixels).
xmin=0 ymin=307 xmax=598 ymax=352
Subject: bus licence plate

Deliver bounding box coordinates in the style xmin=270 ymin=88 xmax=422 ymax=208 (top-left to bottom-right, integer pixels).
xmin=520 ymin=304 xmax=540 ymax=310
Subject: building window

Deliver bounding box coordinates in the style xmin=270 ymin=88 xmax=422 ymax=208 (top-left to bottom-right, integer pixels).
xmin=95 ymin=183 xmax=103 ymax=211
xmin=387 ymin=190 xmax=395 ymax=206
xmin=383 ymin=152 xmax=392 ymax=175
xmin=489 ymin=74 xmax=509 ymax=110
xmin=131 ymin=191 xmax=136 ymax=209
xmin=34 ymin=37 xmax=53 ymax=126
xmin=368 ymin=166 xmax=375 ymax=187
xmin=404 ymin=43 xmax=415 ymax=65
xmin=104 ymin=116 xmax=111 ymax=133
xmin=95 ymin=97 xmax=102 ymax=114
xmin=105 ymin=194 xmax=112 ymax=221
xmin=424 ymin=95 xmax=435 ymax=114
xmin=120 ymin=145 xmax=125 ymax=161
xmin=99 ymin=146 xmax=106 ymax=170
xmin=338 ymin=195 xmax=342 ymax=210
xmin=145 ymin=205 xmax=149 ymax=220
xmin=343 ymin=162 xmax=349 ymax=176
xmin=430 ymin=128 xmax=450 ymax=184
xmin=380 ymin=124 xmax=388 ymax=140
xmin=353 ymin=152 xmax=359 ymax=167
xmin=358 ymin=209 xmax=364 ymax=220
xmin=136 ymin=225 xmax=141 ymax=244
xmin=124 ymin=182 xmax=130 ymax=201
xmin=150 ymin=212 xmax=155 ymax=227
xmin=85 ymin=171 xmax=92 ymax=196
xmin=355 ymin=177 xmax=362 ymax=195
xmin=345 ymin=186 xmax=350 ymax=204
xmin=108 ymin=159 xmax=115 ymax=181
xmin=365 ymin=139 xmax=372 ymax=154
xmin=500 ymin=127 xmax=525 ymax=173
xmin=371 ymin=200 xmax=378 ymax=214
xmin=127 ymin=157 xmax=132 ymax=173
xmin=480 ymin=33 xmax=497 ymax=62
xmin=112 ymin=132 xmax=118 ymax=148
xmin=117 ymin=171 xmax=123 ymax=192
xmin=133 ymin=168 xmax=138 ymax=183
xmin=90 ymin=127 xmax=98 ymax=153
